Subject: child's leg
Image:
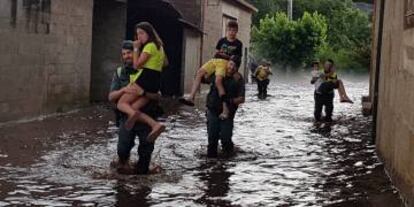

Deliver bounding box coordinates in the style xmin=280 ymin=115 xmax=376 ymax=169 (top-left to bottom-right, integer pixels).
xmin=188 ymin=68 xmax=208 ymax=101
xmin=337 ymin=79 xmax=353 ymax=103
xmin=117 ymin=92 xmax=139 ymax=118
xmin=215 ymin=75 xmax=230 ymax=119
xmin=130 ymin=97 xmax=157 ymax=128
xmin=130 ymin=97 xmax=165 ymax=142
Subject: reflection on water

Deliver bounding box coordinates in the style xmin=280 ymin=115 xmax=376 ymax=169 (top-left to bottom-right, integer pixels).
xmin=0 ymin=74 xmax=401 ymax=206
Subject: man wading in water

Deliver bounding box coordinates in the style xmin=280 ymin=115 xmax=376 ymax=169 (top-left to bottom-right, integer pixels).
xmin=108 ymin=40 xmax=162 ymax=174
xmin=205 ymin=55 xmax=245 ymax=158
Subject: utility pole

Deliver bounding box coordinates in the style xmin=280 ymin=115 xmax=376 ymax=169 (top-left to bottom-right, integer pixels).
xmin=288 ymin=0 xmax=293 ymax=20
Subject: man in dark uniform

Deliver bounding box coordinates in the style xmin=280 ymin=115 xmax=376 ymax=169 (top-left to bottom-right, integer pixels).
xmin=206 ymin=56 xmax=245 ymax=158
xmin=311 ymin=59 xmax=338 ymax=122
xmin=108 ymin=41 xmax=162 ymax=174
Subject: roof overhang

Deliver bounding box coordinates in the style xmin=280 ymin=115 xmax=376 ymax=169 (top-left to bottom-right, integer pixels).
xmin=225 ymin=0 xmax=258 ymax=13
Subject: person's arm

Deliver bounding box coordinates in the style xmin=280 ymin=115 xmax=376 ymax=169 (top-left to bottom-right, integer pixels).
xmin=215 ymin=75 xmax=226 ymax=97
xmin=266 ymin=67 xmax=273 ymax=75
xmin=133 ymin=41 xmax=151 ymax=70
xmin=254 ymin=66 xmax=261 ymax=77
xmin=108 ymin=89 xmax=124 ymax=104
xmin=331 ymin=73 xmax=339 ymax=86
xmin=311 ymin=77 xmax=318 ymax=84
xmin=134 ymin=52 xmax=151 ymax=69
xmin=108 ymin=72 xmax=125 ymax=103
xmin=163 ymin=54 xmax=169 ymax=68
xmin=232 ymin=73 xmax=245 ymax=106
xmin=311 ymin=70 xmax=320 ymax=84
xmin=214 ymin=38 xmax=230 ymax=59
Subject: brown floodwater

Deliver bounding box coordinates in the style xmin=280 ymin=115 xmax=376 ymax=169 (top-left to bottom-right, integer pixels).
xmin=0 ymin=73 xmax=403 ymax=206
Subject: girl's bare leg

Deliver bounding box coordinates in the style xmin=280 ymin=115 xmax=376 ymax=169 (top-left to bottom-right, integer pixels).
xmin=131 ymin=97 xmax=165 ymax=143
xmin=187 ymin=68 xmax=208 ymax=101
xmin=337 ymin=80 xmax=353 ymax=103
xmin=117 ymin=93 xmax=140 ymax=129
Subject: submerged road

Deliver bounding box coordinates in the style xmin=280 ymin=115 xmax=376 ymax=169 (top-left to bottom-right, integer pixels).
xmin=0 ymin=74 xmax=403 ymax=206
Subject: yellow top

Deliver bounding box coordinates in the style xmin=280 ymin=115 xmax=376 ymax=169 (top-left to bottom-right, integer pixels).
xmin=255 ymin=65 xmax=271 ymax=81
xmin=129 ymin=69 xmax=144 ymax=83
xmin=142 ymin=42 xmax=165 ymax=72
xmin=201 ymin=58 xmax=228 ymax=77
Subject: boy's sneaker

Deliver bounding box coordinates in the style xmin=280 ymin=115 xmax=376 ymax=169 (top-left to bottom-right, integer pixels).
xmin=178 ymin=98 xmax=195 ymax=106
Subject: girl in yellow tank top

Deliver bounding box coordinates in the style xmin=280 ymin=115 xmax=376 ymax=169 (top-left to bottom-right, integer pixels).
xmin=117 ymin=22 xmax=168 ymax=142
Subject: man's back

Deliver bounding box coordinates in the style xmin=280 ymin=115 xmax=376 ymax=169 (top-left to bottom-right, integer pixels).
xmin=207 ymin=73 xmax=245 ymax=117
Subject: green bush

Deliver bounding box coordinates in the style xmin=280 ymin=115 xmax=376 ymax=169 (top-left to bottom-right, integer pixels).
xmin=252 ymin=12 xmax=327 ymax=68
xmin=249 ymin=0 xmax=372 ymax=71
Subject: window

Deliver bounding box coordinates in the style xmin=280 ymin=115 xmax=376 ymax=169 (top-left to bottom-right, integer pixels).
xmin=22 ymin=0 xmax=51 ymax=34
xmin=405 ymin=0 xmax=414 ymax=29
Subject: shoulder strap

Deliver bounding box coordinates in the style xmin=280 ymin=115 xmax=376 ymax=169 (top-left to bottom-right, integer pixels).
xmin=116 ymin=66 xmax=122 ymax=78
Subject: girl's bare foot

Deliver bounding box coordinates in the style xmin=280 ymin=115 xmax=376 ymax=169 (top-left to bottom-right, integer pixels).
xmin=340 ymin=97 xmax=354 ymax=104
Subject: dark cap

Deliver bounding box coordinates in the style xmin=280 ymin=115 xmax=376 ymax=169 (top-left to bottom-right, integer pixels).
xmin=122 ymin=40 xmax=134 ymax=51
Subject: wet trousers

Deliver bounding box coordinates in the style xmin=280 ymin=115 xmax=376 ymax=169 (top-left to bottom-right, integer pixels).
xmin=117 ymin=118 xmax=154 ymax=174
xmin=257 ymin=79 xmax=270 ymax=98
xmin=314 ymin=92 xmax=334 ymax=122
xmin=206 ymin=110 xmax=234 ymax=158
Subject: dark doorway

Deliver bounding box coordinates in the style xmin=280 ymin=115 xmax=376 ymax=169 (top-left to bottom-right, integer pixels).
xmin=90 ymin=0 xmax=127 ymax=102
xmin=127 ymin=0 xmax=183 ymax=96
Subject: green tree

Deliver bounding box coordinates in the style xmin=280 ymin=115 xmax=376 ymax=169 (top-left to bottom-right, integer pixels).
xmin=249 ymin=0 xmax=372 ymax=71
xmin=252 ymin=12 xmax=327 ymax=68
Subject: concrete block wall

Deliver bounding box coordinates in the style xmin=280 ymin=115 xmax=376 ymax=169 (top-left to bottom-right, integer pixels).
xmin=0 ymin=0 xmax=93 ymax=122
xmin=372 ymin=0 xmax=414 ymax=205
xmin=202 ymin=0 xmax=253 ymax=78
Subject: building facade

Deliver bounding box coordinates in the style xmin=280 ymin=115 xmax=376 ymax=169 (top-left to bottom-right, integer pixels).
xmin=370 ymin=0 xmax=414 ymax=205
xmin=0 ymin=0 xmax=256 ymax=123
xmin=0 ymin=0 xmax=93 ymax=122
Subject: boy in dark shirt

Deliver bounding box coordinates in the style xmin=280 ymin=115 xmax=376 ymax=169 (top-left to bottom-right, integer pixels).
xmin=215 ymin=21 xmax=243 ymax=60
xmin=180 ymin=21 xmax=243 ymax=120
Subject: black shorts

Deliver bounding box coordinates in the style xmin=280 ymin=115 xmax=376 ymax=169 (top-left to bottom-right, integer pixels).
xmin=135 ymin=68 xmax=161 ymax=93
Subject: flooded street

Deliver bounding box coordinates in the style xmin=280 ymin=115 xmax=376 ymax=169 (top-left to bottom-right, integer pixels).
xmin=0 ymin=74 xmax=402 ymax=207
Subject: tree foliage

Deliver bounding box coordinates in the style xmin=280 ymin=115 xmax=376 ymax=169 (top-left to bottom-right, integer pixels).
xmin=249 ymin=0 xmax=372 ymax=71
xmin=252 ymin=12 xmax=327 ymax=68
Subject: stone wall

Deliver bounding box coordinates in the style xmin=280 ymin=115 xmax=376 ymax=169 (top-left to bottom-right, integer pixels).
xmin=0 ymin=0 xmax=93 ymax=122
xmin=371 ymin=0 xmax=414 ymax=205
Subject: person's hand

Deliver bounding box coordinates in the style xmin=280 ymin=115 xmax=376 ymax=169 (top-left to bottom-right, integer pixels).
xmin=133 ymin=40 xmax=141 ymax=50
xmin=122 ymin=85 xmax=136 ymax=94
xmin=130 ymin=83 xmax=145 ymax=96
xmin=215 ymin=51 xmax=229 ymax=59
xmin=319 ymin=73 xmax=326 ymax=79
